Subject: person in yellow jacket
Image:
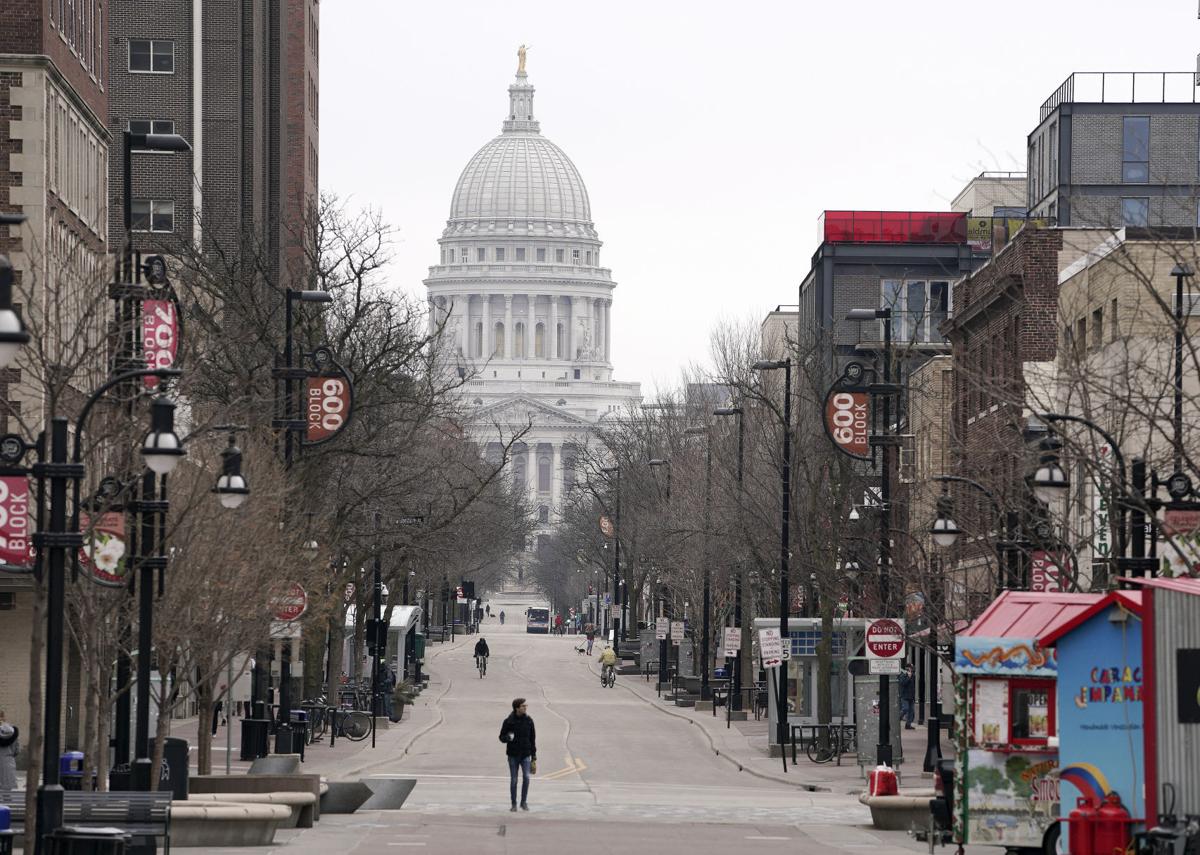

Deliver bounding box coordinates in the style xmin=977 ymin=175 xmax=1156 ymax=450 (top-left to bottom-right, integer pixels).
xmin=598 ymin=645 xmax=618 ymax=684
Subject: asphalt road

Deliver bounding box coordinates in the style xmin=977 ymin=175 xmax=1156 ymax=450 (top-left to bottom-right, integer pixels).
xmin=217 ymin=591 xmax=960 ymax=854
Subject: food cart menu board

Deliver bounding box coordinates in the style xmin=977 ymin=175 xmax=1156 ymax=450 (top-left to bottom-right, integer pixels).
xmin=974 ymin=679 xmax=1008 ymax=745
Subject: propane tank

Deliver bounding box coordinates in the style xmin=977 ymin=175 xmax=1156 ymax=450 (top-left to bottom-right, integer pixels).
xmin=1067 ymin=797 xmax=1097 ymax=855
xmin=1094 ymin=793 xmax=1131 ymax=855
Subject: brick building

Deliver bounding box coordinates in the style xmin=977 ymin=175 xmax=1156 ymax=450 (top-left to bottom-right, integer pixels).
xmin=107 ymin=0 xmax=319 ymax=278
xmin=1029 ymin=72 xmax=1200 ymax=228
xmin=0 ymin=0 xmax=111 ymax=748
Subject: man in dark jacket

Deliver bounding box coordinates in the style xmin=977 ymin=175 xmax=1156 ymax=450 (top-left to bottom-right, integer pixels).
xmin=498 ymin=697 xmax=537 ymax=811
xmin=899 ymin=662 xmax=916 ymax=729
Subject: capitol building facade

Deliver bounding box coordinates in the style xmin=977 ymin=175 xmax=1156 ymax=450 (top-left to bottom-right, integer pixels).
xmin=425 ymin=63 xmax=642 ymax=542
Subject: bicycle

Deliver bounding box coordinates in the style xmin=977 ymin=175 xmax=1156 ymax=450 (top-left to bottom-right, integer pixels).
xmin=806 ymin=725 xmax=840 ymax=764
xmin=332 ymin=706 xmax=373 ymax=742
xmin=477 ymin=655 xmax=488 ymax=678
xmin=601 ymin=665 xmax=616 ymax=688
xmin=301 ymin=699 xmax=329 ymax=744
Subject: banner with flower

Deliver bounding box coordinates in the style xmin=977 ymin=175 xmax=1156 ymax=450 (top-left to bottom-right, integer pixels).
xmin=79 ymin=511 xmax=128 ymax=584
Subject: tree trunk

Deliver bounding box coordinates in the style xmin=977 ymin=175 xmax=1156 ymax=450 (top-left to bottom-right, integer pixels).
xmin=815 ymin=593 xmax=834 ymax=752
xmin=81 ymin=641 xmax=99 ymax=793
xmin=24 ymin=578 xmax=45 ymax=855
xmin=328 ymin=609 xmax=345 ymax=691
xmin=196 ymin=676 xmax=212 ymax=776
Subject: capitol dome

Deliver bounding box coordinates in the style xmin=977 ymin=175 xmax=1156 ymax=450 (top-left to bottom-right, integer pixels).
xmin=444 ymin=69 xmax=595 ymax=236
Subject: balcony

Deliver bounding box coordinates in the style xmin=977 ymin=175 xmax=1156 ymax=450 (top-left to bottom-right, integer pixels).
xmin=820 ymin=211 xmax=968 ymax=245
xmin=1040 ymin=72 xmax=1200 ymax=121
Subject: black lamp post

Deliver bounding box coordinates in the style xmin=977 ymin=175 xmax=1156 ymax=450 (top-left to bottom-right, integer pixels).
xmin=845 ymin=305 xmax=896 ymax=767
xmin=648 ymin=458 xmax=671 ymax=690
xmin=121 ymin=131 xmax=191 ymax=284
xmin=600 ymin=466 xmax=621 ymax=643
xmin=714 ymin=405 xmax=746 ymax=712
xmin=685 ymin=425 xmax=714 ymax=701
xmin=752 ymin=358 xmax=791 ymax=754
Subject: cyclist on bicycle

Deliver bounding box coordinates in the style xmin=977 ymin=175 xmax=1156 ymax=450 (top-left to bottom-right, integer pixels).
xmin=475 ymin=637 xmax=490 ymax=674
xmin=598 ymin=645 xmax=618 ymax=684
xmin=499 ymin=610 xmax=505 ymax=625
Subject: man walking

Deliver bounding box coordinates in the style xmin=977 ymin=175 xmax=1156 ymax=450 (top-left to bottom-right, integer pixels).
xmin=899 ymin=662 xmax=916 ymax=729
xmin=584 ymin=623 xmax=596 ymax=655
xmin=498 ymin=697 xmax=537 ymax=811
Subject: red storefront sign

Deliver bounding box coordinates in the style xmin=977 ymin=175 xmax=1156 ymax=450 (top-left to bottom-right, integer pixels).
xmin=142 ymin=299 xmax=179 ymax=389
xmin=79 ymin=511 xmax=128 ymax=584
xmin=1029 ymin=550 xmax=1064 ymax=593
xmin=0 ymin=475 xmax=32 ymax=567
xmin=305 ymin=376 xmax=350 ymax=443
xmin=825 ymin=390 xmax=870 ymax=459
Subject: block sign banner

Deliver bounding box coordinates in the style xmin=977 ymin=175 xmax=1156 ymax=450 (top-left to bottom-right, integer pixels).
xmin=723 ymin=626 xmax=741 ymax=655
xmin=823 ymin=387 xmax=871 ymax=461
xmin=79 ymin=511 xmax=128 ymax=585
xmin=273 ymin=582 xmax=308 ymax=622
xmin=0 ymin=475 xmax=32 ymax=568
xmin=142 ymin=299 xmax=179 ymax=389
xmin=758 ymin=627 xmax=784 ymax=668
xmin=655 ymin=616 xmax=669 ymax=640
xmin=865 ymin=618 xmax=906 ymax=660
xmin=1030 ymin=550 xmax=1065 ymax=593
xmin=305 ymin=375 xmax=351 ymax=443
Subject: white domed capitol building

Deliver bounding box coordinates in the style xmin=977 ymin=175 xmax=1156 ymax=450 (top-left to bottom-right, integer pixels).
xmin=426 ymin=54 xmax=642 ymax=546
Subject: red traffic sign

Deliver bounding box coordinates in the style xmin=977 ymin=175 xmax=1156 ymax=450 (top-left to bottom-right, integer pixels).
xmin=273 ymin=583 xmax=308 ymax=622
xmin=865 ymin=618 xmax=906 ymax=660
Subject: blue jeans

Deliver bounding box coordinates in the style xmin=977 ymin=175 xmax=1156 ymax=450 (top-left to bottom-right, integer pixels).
xmin=508 ymin=755 xmax=531 ymax=806
xmin=900 ymin=698 xmax=914 ymax=726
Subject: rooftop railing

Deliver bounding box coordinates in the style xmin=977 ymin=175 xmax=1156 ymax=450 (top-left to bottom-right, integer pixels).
xmin=1040 ymin=72 xmax=1200 ymax=121
xmin=820 ymin=210 xmax=968 ymax=245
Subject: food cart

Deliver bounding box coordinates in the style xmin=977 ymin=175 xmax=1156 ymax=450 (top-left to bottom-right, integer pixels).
xmin=1035 ymin=588 xmax=1145 ymax=854
xmin=952 ymin=591 xmax=1107 ymax=852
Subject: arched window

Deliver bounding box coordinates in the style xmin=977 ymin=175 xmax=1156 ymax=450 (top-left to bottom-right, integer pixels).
xmin=493 ymin=321 xmax=504 ymax=357
xmin=537 ymin=456 xmax=551 ymax=492
xmin=473 ymin=322 xmax=483 ymax=358
xmin=535 ymin=322 xmax=545 ymax=358
xmin=512 ymin=449 xmax=527 ymax=489
xmin=514 ymin=322 xmax=526 ymax=358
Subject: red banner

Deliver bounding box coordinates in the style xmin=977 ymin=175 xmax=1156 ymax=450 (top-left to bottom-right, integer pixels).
xmin=0 ymin=475 xmax=32 ymax=567
xmin=79 ymin=511 xmax=128 ymax=584
xmin=305 ymin=375 xmax=350 ymax=442
xmin=825 ymin=390 xmax=869 ymax=458
xmin=1030 ymin=550 xmax=1064 ymax=593
xmin=142 ymin=299 xmax=178 ymax=389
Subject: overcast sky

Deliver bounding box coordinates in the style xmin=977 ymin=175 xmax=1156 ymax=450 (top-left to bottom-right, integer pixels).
xmin=322 ymin=1 xmax=1199 ymax=395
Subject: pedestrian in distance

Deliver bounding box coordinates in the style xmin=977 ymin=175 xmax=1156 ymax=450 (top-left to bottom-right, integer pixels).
xmin=498 ymin=697 xmax=536 ymax=811
xmin=0 ymin=710 xmax=18 ymax=791
xmin=899 ymin=662 xmax=916 ymax=729
xmin=585 ymin=624 xmax=596 ymax=655
xmin=499 ymin=610 xmax=505 ymax=625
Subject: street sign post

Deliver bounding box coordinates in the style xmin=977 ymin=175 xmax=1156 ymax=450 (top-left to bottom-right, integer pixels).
xmin=758 ymin=627 xmax=783 ymax=669
xmin=870 ymin=658 xmax=901 ymax=675
xmin=655 ymin=617 xmax=669 ymax=640
xmin=670 ymin=620 xmax=684 ymax=643
xmin=865 ymin=617 xmax=906 ymax=662
xmin=723 ymin=626 xmax=741 ymax=654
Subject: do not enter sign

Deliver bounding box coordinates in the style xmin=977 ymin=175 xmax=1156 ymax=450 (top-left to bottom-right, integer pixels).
xmin=865 ymin=618 xmax=906 ymax=660
xmin=273 ymin=583 xmax=308 ymax=622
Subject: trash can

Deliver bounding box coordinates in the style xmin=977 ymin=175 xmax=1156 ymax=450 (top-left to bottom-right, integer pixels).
xmin=0 ymin=805 xmax=13 ymax=855
xmin=239 ymin=718 xmax=270 ymax=761
xmin=288 ymin=710 xmax=308 ymax=761
xmin=107 ymin=764 xmax=131 ymax=791
xmin=159 ymin=737 xmax=189 ymax=800
xmin=60 ymin=751 xmax=85 ymax=791
xmin=46 ymin=827 xmax=130 ymax=855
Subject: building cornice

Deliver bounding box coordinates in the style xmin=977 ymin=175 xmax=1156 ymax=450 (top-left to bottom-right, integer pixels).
xmin=0 ymin=53 xmax=109 ymax=139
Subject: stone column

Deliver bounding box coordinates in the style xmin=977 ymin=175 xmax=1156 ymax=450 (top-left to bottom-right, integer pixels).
xmin=458 ymin=296 xmax=469 ymax=355
xmin=604 ymin=299 xmax=612 ymax=362
xmin=482 ymin=295 xmax=492 ymax=358
xmin=550 ymin=442 xmax=561 ymax=514
xmin=549 ymin=296 xmax=559 ymax=359
xmin=504 ymin=295 xmax=514 ymax=359
xmin=594 ymin=299 xmax=603 ymax=361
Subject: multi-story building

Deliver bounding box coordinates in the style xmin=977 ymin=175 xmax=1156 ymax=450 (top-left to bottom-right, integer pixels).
xmin=107 ymin=0 xmax=319 ymax=276
xmin=0 ymin=0 xmax=111 ymax=746
xmin=1028 ymin=72 xmax=1200 ymax=228
xmin=425 ymin=64 xmax=641 ymax=556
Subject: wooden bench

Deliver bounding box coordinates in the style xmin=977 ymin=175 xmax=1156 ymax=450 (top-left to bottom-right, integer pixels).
xmin=0 ymin=791 xmax=172 ymax=853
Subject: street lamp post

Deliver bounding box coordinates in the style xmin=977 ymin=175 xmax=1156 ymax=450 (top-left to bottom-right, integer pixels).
xmin=121 ymin=131 xmax=191 ymax=283
xmin=846 ymin=306 xmax=897 ymax=767
xmin=714 ymin=406 xmax=745 ymax=712
xmin=601 ymin=466 xmax=621 ymax=643
xmin=685 ymin=426 xmax=714 ymax=701
xmin=752 ymin=358 xmax=791 ymax=754
xmin=649 ymin=458 xmax=671 ymax=688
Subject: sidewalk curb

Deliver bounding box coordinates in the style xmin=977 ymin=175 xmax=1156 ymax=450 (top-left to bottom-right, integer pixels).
xmin=594 ymin=662 xmax=830 ymax=792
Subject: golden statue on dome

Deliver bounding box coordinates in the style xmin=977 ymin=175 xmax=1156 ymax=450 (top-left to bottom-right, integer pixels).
xmin=517 ymin=44 xmax=530 ymax=74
